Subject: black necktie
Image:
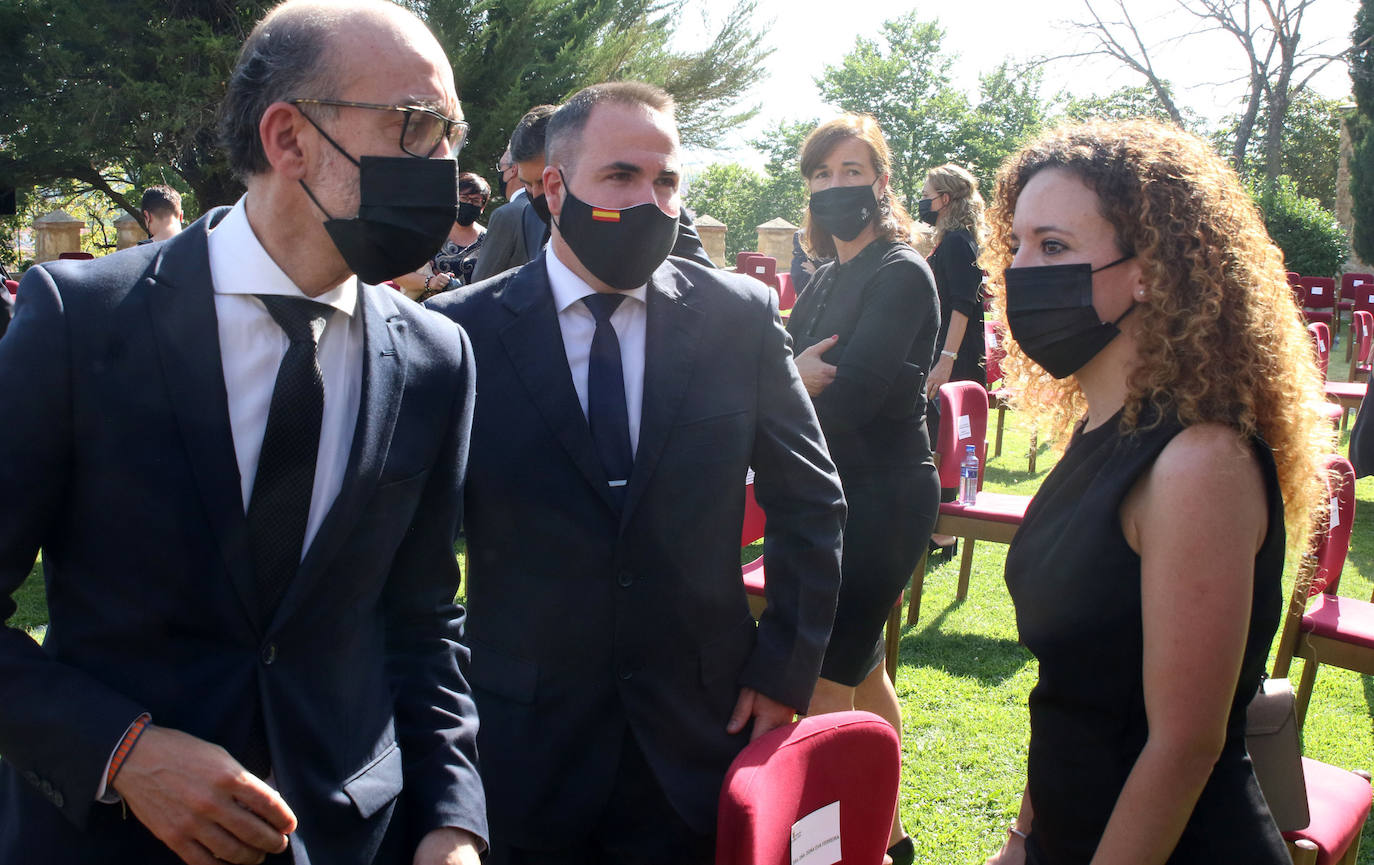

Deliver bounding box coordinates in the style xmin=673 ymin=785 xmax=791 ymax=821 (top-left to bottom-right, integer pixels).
xmin=583 ymin=293 xmax=632 ymax=509
xmin=246 ymin=295 xmax=330 ymax=622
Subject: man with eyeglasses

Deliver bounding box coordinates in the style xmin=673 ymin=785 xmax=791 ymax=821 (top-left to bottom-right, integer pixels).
xmin=0 ymin=2 xmax=485 ymax=864
xmin=473 ymin=105 xmax=556 ymax=284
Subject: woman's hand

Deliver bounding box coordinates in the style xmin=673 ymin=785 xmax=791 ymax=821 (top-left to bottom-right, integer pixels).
xmin=794 ymin=335 xmax=839 ymax=396
xmin=926 ymin=353 xmax=953 ymax=398
xmin=983 ymin=835 xmax=1026 ymax=865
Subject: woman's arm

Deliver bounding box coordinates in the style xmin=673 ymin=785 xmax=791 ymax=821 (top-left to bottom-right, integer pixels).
xmin=984 ymin=786 xmax=1034 ymax=865
xmin=1088 ymin=424 xmax=1268 ymax=865
xmin=925 ymin=309 xmax=968 ymax=397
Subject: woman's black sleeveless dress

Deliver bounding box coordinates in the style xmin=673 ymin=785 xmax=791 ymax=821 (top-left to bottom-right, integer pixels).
xmin=1003 ymin=408 xmax=1289 ymax=864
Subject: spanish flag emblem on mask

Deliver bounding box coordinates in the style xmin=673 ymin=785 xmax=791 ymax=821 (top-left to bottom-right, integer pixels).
xmin=591 ymin=208 xmax=621 ymax=223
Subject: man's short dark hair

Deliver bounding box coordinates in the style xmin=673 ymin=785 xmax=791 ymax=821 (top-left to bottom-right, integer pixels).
xmin=508 ymin=105 xmax=556 ymax=164
xmin=545 ymin=82 xmax=676 ymax=169
xmin=140 ymin=185 xmax=182 ymax=217
xmin=218 ymin=4 xmax=339 ymax=180
xmin=459 ymin=171 xmax=490 ymax=201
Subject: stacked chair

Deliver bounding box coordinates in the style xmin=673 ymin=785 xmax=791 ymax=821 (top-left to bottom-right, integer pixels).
xmin=1307 ymin=323 xmax=1346 ymax=429
xmin=1269 ymin=454 xmax=1373 ymax=865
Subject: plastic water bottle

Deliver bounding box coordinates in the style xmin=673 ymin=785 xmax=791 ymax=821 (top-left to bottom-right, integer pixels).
xmin=959 ymin=444 xmax=979 ymax=505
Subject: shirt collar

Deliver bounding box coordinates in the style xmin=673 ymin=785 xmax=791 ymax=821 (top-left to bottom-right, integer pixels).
xmin=546 ymin=244 xmax=647 ymax=313
xmin=207 ymin=196 xmax=357 ymax=317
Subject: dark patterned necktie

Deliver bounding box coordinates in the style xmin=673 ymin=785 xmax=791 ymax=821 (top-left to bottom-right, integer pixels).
xmin=583 ymin=293 xmax=632 ymax=510
xmin=246 ymin=295 xmax=330 ymax=623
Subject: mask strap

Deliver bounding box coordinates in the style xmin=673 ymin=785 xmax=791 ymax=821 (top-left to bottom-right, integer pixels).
xmin=1092 ymin=253 xmax=1134 ymax=274
xmin=296 ymin=108 xmax=361 ymax=168
xmin=298 ymin=180 xmax=336 ymax=221
xmin=1111 ymin=302 xmax=1138 ymax=327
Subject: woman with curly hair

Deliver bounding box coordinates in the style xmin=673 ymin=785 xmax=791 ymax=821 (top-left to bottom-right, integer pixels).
xmin=981 ymin=120 xmax=1330 ymax=865
xmin=788 ymin=114 xmax=941 ymax=865
xmin=920 ymin=163 xmax=988 ymax=412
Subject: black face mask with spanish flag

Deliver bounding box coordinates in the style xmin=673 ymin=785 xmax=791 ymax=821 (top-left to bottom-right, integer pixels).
xmin=552 ymin=168 xmax=679 ymax=291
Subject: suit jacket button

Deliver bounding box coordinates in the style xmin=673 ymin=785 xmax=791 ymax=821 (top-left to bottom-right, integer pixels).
xmin=261 ymin=643 xmax=277 ymax=665
xmin=617 ymin=571 xmax=634 ymax=588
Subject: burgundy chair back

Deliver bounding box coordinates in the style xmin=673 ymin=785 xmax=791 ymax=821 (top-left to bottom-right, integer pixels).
xmin=4 ymin=279 xmax=16 ymax=297
xmin=1307 ymin=322 xmax=1331 ymax=378
xmin=935 ymin=381 xmax=989 ymax=490
xmin=1347 ymin=274 xmax=1374 ymax=316
xmin=740 ymin=475 xmax=767 ymax=548
xmin=1309 ymin=454 xmax=1356 ymax=596
xmin=735 ymin=251 xmax=761 ymax=273
xmin=984 ymin=321 xmax=1006 ymax=386
xmin=1352 ymin=310 xmax=1374 ymax=377
xmin=741 ymin=255 xmax=779 ymax=289
xmin=1300 ymin=276 xmax=1337 ymax=312
xmin=716 ymin=711 xmax=899 ymax=865
xmin=57 ymin=251 xmax=94 ymax=261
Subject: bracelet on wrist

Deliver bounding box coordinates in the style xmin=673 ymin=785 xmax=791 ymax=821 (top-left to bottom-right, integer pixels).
xmin=1008 ymin=824 xmax=1029 ymax=841
xmin=107 ymin=716 xmax=150 ymax=788
xmin=940 ymin=349 xmax=958 ymax=360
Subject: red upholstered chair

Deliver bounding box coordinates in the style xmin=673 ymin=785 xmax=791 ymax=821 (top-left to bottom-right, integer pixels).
xmin=775 ymin=272 xmax=797 ymax=312
xmin=986 ymin=321 xmax=1038 ymax=472
xmin=741 ymin=255 xmax=779 ymax=290
xmin=1272 ymin=456 xmax=1373 ymax=728
xmin=716 ymin=711 xmax=899 ymax=865
xmin=906 ymin=381 xmax=1031 ymax=625
xmin=1346 ymin=310 xmax=1373 ymax=382
xmin=57 ymin=251 xmax=94 ymax=261
xmin=1301 ymin=277 xmax=1338 ymax=334
xmin=1281 ymin=758 xmax=1372 ymax=865
xmin=4 ymin=279 xmax=16 ymax=297
xmin=1309 ymin=322 xmax=1332 ymax=379
xmin=1346 ymin=274 xmax=1374 ymax=361
xmin=736 ymin=251 xmax=760 ymax=273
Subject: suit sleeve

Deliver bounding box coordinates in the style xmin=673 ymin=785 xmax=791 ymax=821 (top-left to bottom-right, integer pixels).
xmin=382 ymin=320 xmax=487 ymax=846
xmin=811 ymin=255 xmax=938 ymax=434
xmin=472 ymin=205 xmax=520 ymax=283
xmin=0 ymin=266 xmax=149 ymax=828
xmin=742 ymin=287 xmax=846 ymax=713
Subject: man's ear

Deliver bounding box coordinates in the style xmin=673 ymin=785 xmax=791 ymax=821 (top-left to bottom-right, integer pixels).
xmin=260 ymin=102 xmax=310 ymax=181
xmin=543 ymin=164 xmax=564 ymax=218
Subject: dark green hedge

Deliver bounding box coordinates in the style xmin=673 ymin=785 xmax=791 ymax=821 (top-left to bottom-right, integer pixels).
xmin=1250 ymin=176 xmax=1350 ymax=277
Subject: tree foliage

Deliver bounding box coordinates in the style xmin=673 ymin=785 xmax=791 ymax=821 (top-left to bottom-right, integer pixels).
xmin=1351 ymin=0 xmax=1374 ymax=264
xmin=1060 ymin=84 xmax=1199 ymax=128
xmin=1251 ymin=176 xmax=1349 ymax=276
xmin=685 ymin=163 xmax=770 ymax=260
xmin=1215 ymin=90 xmax=1344 ymax=208
xmin=0 ymin=0 xmax=770 ymax=224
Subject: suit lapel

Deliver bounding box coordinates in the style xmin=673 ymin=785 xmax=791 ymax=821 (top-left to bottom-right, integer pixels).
xmin=498 ymin=254 xmax=620 ymax=513
xmin=621 ymin=263 xmax=704 ymax=522
xmin=144 ymin=210 xmax=261 ymax=631
xmin=274 ymin=282 xmax=405 ymax=627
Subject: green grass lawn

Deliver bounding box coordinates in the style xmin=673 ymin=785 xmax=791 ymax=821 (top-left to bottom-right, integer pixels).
xmin=8 ymin=413 xmax=1372 ymax=862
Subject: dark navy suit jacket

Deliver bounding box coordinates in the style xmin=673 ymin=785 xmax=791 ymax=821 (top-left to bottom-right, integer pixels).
xmin=0 ymin=209 xmax=486 ymax=863
xmin=427 ymin=252 xmax=843 ymax=850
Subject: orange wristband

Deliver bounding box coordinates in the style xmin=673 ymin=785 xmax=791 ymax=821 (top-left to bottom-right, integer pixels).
xmin=106 ymin=716 xmax=149 ymax=788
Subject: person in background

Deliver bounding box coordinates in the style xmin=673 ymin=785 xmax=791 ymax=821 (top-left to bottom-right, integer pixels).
xmin=497 ymin=148 xmax=521 ymax=201
xmin=137 ymin=185 xmax=184 ymax=244
xmin=787 ymin=113 xmax=941 ymax=865
xmin=472 ymin=105 xmax=555 ymax=283
xmin=789 ymin=228 xmax=828 ymax=294
xmin=394 ymin=171 xmax=490 ymax=299
xmin=982 ymin=119 xmax=1329 ymax=865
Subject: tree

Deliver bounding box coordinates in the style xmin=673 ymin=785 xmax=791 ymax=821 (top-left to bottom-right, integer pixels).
xmin=953 ymin=63 xmax=1051 ymax=186
xmin=1061 ymin=84 xmax=1199 ymax=126
xmin=748 ymin=119 xmax=814 ymax=228
xmin=0 ymin=0 xmax=771 ymax=222
xmin=1214 ymin=90 xmax=1344 ymax=207
xmin=816 ymin=14 xmax=970 ymax=208
xmin=1351 ymin=0 xmax=1374 ymax=264
xmin=685 ymin=163 xmax=770 ymax=260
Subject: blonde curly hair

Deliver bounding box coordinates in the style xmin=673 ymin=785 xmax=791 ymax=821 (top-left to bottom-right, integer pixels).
xmin=924 ymin=162 xmax=986 ymax=249
xmin=984 ymin=119 xmax=1332 ymax=549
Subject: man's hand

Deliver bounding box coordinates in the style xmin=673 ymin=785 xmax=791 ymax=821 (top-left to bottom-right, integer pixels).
xmin=726 ymin=687 xmax=797 ymax=741
xmin=413 ymin=827 xmax=483 ymax=865
xmin=112 ymin=725 xmax=296 ymax=865
xmin=794 ymin=335 xmax=839 ymax=397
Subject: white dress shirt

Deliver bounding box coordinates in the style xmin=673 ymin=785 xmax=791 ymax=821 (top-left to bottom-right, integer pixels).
xmin=546 ymin=245 xmax=646 ymax=455
xmin=98 ymin=197 xmax=364 ymax=802
xmin=208 ymin=197 xmax=364 ymax=549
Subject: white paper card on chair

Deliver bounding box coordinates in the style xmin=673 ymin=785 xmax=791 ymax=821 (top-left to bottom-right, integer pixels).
xmin=791 ymin=800 xmax=842 ymax=865
xmin=1313 ymin=285 xmax=1323 ymax=295
xmin=1330 ymin=496 xmax=1340 ymax=529
xmin=958 ymin=414 xmax=972 ymax=441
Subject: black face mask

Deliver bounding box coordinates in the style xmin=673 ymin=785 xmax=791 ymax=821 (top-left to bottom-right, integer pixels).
xmin=1003 ymin=255 xmax=1136 ymax=379
xmin=808 ymin=183 xmax=878 ymax=242
xmin=298 ymin=122 xmax=457 ymax=284
xmin=528 ymin=192 xmax=551 ymax=225
xmin=455 ymin=201 xmax=483 ymax=226
xmin=917 ymin=197 xmax=939 ymax=227
xmin=551 ymin=169 xmax=679 ymax=291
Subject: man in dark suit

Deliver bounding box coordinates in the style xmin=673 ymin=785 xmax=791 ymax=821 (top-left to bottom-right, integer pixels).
xmin=428 ymin=82 xmax=844 ymax=865
xmin=471 ymin=106 xmax=555 ymax=282
xmin=0 ymin=2 xmax=485 ymax=863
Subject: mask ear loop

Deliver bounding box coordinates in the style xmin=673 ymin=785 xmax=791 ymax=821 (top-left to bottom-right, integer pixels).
xmin=295 ymin=106 xmax=361 ymax=222
xmin=1092 ymin=253 xmax=1139 ymax=326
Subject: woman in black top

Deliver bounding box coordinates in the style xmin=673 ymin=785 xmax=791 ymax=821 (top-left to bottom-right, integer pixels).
xmin=920 ymin=163 xmax=987 ymax=401
xmin=981 ymin=121 xmax=1331 ymax=865
xmin=787 ymin=114 xmax=940 ymax=865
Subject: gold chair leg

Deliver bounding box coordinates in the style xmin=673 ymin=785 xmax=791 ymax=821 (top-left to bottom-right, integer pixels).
xmin=1288 ymin=838 xmax=1319 ymax=865
xmin=1027 ymin=429 xmax=1038 ymax=474
xmin=955 ymin=539 xmax=975 ymax=601
xmin=906 ymin=549 xmax=929 ymax=626
xmin=994 ymin=405 xmax=1006 ymax=458
xmin=1294 ymin=648 xmax=1318 ymax=730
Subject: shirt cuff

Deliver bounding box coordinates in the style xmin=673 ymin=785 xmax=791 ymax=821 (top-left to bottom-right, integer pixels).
xmin=95 ymin=713 xmax=151 ymax=803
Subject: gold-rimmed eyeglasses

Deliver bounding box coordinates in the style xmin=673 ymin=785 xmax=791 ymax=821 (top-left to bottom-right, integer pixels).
xmin=288 ymin=98 xmax=469 ymax=159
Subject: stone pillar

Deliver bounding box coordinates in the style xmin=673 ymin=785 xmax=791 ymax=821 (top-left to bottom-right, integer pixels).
xmin=114 ymin=213 xmax=144 ymax=250
xmin=694 ymin=214 xmax=726 ymax=267
xmin=32 ymin=210 xmax=85 ymax=263
xmin=755 ymin=217 xmax=797 ymax=264
xmin=1336 ymin=110 xmax=1371 ymax=273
